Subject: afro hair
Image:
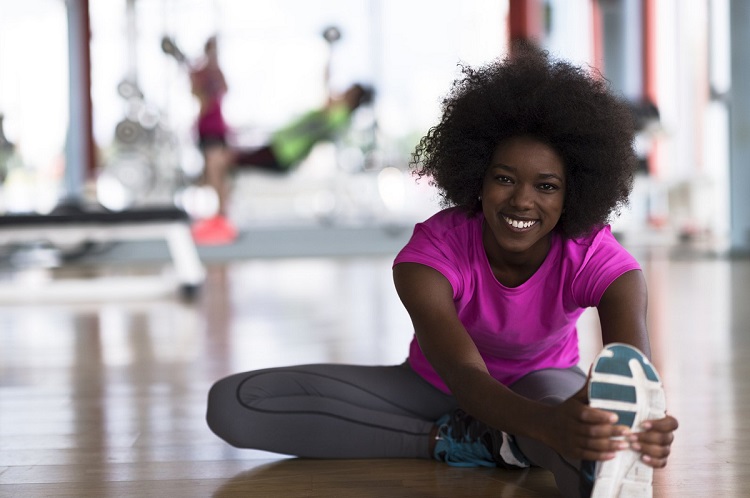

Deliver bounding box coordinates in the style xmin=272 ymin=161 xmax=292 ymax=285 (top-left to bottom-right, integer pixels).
xmin=411 ymin=43 xmax=637 ymax=239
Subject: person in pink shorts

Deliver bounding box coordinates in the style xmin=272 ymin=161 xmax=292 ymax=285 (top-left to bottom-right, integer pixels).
xmin=186 ymin=35 xmax=237 ymax=244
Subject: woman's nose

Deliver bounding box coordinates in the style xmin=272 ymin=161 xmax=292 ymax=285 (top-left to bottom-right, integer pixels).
xmin=509 ymin=184 xmax=534 ymax=209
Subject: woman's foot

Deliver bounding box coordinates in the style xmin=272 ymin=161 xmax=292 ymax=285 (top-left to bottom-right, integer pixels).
xmin=583 ymin=343 xmax=666 ymax=498
xmin=432 ymin=409 xmax=530 ymax=469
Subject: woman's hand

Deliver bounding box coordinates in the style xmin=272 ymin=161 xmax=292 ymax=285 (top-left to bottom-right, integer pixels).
xmin=538 ymin=386 xmax=678 ymax=467
xmin=629 ymin=414 xmax=679 ymax=467
xmin=537 ymin=387 xmax=632 ymax=462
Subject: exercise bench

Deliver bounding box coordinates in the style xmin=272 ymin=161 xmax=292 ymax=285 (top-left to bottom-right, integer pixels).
xmin=0 ymin=207 xmax=205 ymax=301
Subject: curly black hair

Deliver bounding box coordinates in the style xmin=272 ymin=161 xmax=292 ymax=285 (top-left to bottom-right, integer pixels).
xmin=411 ymin=44 xmax=637 ymax=238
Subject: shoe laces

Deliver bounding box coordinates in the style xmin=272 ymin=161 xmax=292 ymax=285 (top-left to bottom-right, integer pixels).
xmin=442 ymin=409 xmax=491 ymax=442
xmin=435 ymin=409 xmax=495 ymax=467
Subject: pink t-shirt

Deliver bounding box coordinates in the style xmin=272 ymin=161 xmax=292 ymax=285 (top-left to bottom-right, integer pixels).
xmin=191 ymin=66 xmax=229 ymax=138
xmin=393 ymin=207 xmax=641 ymax=393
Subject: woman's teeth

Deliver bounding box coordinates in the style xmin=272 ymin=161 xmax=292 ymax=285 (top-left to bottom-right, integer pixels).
xmin=504 ymin=216 xmax=536 ymax=229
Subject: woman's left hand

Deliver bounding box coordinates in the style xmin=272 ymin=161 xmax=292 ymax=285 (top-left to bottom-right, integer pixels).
xmin=628 ymin=414 xmax=679 ymax=467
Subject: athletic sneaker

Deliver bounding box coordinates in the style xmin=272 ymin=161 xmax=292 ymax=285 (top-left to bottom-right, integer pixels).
xmin=433 ymin=408 xmax=530 ymax=469
xmin=191 ymin=215 xmax=238 ymax=245
xmin=582 ymin=343 xmax=667 ymax=498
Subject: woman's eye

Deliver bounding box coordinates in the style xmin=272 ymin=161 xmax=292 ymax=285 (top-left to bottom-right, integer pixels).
xmin=495 ymin=176 xmax=512 ymax=183
xmin=538 ymin=183 xmax=559 ymax=191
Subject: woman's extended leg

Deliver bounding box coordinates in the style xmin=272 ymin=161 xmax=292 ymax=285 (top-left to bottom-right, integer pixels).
xmin=509 ymin=366 xmax=587 ymax=497
xmin=206 ymin=362 xmax=457 ymax=459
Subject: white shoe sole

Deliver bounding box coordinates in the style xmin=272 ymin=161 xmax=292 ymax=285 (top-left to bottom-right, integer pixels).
xmin=588 ymin=343 xmax=666 ymax=498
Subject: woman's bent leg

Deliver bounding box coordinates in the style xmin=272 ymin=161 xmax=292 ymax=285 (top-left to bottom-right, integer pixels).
xmin=206 ymin=362 xmax=457 ymax=459
xmin=509 ymin=367 xmax=587 ymax=497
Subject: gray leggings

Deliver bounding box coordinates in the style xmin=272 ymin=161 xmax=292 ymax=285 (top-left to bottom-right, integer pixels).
xmin=206 ymin=362 xmax=586 ymax=496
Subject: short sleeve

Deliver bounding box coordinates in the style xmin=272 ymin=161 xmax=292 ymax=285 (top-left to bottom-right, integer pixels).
xmin=570 ymin=227 xmax=642 ymax=308
xmin=393 ymin=223 xmax=464 ymax=299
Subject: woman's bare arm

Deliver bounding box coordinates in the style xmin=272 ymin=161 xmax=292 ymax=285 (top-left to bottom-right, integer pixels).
xmin=393 ymin=262 xmax=626 ymax=460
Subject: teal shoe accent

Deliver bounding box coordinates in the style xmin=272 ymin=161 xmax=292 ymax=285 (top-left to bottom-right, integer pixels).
xmin=433 ymin=409 xmax=530 ymax=469
xmin=589 ymin=381 xmax=637 ymax=403
xmin=609 ymin=409 xmax=636 ymax=428
xmin=594 ymin=344 xmax=659 ymax=382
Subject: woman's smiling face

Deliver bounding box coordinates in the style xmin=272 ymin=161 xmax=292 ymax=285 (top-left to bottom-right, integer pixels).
xmin=480 ymin=135 xmax=566 ymax=265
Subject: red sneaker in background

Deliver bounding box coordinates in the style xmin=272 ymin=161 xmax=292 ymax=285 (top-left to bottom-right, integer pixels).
xmin=191 ymin=215 xmax=238 ymax=245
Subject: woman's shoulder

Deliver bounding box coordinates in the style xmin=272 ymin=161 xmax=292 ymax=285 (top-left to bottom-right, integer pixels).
xmin=564 ymin=225 xmax=623 ymax=250
xmin=395 ymin=208 xmax=481 ymax=295
xmin=396 ymin=207 xmax=481 ymax=265
xmin=559 ymin=225 xmax=636 ymax=268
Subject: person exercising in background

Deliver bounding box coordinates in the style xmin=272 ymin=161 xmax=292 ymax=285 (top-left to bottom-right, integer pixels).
xmin=233 ymin=83 xmax=374 ymax=173
xmin=159 ymin=34 xmax=235 ymax=243
xmin=181 ymin=35 xmax=237 ymax=244
xmin=191 ymin=80 xmax=374 ymax=244
xmin=165 ymin=35 xmax=374 ymax=244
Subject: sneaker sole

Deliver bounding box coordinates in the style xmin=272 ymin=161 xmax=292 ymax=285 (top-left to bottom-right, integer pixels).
xmin=588 ymin=343 xmax=666 ymax=498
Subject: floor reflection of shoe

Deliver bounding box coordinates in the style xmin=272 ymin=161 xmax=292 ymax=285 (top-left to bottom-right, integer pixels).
xmin=191 ymin=215 xmax=238 ymax=245
xmin=586 ymin=343 xmax=666 ymax=498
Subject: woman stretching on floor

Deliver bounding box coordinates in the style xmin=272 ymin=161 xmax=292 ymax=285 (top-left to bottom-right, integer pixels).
xmin=206 ymin=44 xmax=678 ymax=497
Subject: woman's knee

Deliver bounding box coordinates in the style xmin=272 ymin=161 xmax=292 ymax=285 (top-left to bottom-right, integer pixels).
xmin=206 ymin=368 xmax=292 ymax=448
xmin=509 ymin=367 xmax=586 ymax=405
xmin=206 ymin=373 xmax=250 ymax=447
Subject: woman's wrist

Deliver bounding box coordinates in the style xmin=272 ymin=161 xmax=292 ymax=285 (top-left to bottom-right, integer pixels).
xmin=512 ymin=399 xmax=553 ymax=443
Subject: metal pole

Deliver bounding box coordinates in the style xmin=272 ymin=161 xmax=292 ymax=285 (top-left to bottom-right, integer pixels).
xmin=729 ymin=0 xmax=750 ymax=253
xmin=61 ymin=0 xmax=94 ymax=210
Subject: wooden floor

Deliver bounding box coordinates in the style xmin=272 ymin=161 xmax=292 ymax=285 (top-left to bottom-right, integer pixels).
xmin=1 ymin=244 xmax=749 ymax=497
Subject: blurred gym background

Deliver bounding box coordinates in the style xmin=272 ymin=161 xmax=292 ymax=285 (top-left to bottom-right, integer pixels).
xmin=0 ymin=0 xmax=748 ymax=266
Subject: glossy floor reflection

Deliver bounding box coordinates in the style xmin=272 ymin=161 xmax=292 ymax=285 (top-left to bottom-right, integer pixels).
xmin=1 ymin=250 xmax=748 ymax=497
